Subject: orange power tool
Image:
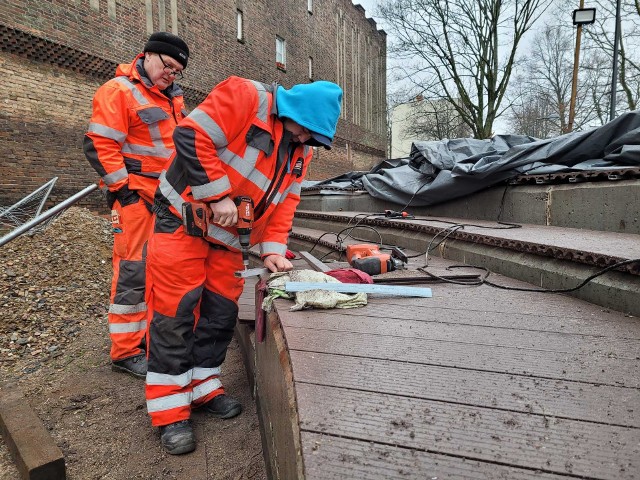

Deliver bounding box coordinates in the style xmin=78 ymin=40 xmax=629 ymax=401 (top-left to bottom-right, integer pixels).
xmin=234 ymin=196 xmax=254 ymax=270
xmin=182 ymin=196 xmax=254 ymax=270
xmin=346 ymin=244 xmax=407 ymax=276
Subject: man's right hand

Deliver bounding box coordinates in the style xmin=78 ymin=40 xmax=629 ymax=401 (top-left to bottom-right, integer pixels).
xmin=209 ymin=197 xmax=237 ymax=227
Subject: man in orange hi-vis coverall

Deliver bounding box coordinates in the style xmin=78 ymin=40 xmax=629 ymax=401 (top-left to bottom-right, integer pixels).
xmin=146 ymin=76 xmax=343 ymax=454
xmin=83 ymin=32 xmax=189 ymax=378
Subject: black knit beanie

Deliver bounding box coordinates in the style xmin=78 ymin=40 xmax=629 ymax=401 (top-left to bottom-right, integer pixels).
xmin=144 ymin=32 xmax=189 ymax=68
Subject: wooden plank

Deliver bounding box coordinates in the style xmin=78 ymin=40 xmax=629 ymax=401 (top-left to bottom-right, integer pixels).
xmin=290 ymin=351 xmax=640 ymax=428
xmin=233 ymin=323 xmax=255 ymax=393
xmin=253 ymin=312 xmax=304 ymax=479
xmin=299 ymin=251 xmax=332 ymax=272
xmin=238 ymin=278 xmax=257 ymax=322
xmin=296 ymin=383 xmax=640 ymax=480
xmin=366 ymin=288 xmax=635 ymax=318
xmin=284 ymin=282 xmax=432 ymax=297
xmin=0 ymin=386 xmax=66 ymax=480
xmin=280 ymin=311 xmax=640 ymax=358
xmin=301 ymin=432 xmax=569 ymax=480
xmin=314 ymin=301 xmax=640 ymax=338
xmin=282 ymin=327 xmax=640 ymax=387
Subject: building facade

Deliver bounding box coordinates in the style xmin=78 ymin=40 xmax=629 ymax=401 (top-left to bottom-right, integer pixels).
xmin=0 ymin=0 xmax=386 ymax=209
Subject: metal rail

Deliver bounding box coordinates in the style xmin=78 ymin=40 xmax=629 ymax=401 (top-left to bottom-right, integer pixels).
xmin=0 ymin=184 xmax=99 ymax=247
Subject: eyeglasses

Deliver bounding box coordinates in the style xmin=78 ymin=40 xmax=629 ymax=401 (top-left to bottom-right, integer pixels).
xmin=158 ymin=54 xmax=184 ymax=80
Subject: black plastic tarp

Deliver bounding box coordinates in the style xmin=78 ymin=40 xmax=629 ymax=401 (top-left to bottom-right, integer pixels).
xmin=308 ymin=110 xmax=640 ymax=207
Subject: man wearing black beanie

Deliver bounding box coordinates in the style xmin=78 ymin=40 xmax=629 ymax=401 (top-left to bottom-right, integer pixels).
xmin=83 ymin=32 xmax=190 ymax=379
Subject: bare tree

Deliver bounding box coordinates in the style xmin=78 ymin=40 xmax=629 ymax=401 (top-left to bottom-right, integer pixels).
xmin=401 ymin=96 xmax=471 ymax=140
xmin=507 ymin=24 xmax=603 ymax=136
xmin=378 ymin=0 xmax=553 ymax=139
xmin=576 ymin=0 xmax=640 ymax=113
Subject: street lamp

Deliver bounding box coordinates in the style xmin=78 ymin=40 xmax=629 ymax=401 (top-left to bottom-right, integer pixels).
xmin=567 ymin=4 xmax=596 ymax=133
xmin=609 ymin=0 xmax=622 ymax=121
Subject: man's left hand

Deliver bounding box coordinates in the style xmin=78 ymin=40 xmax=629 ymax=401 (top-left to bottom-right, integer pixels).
xmin=263 ymin=254 xmax=293 ymax=273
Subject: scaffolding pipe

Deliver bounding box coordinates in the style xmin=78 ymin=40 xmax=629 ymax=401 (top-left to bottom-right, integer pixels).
xmin=0 ymin=184 xmax=99 ymax=248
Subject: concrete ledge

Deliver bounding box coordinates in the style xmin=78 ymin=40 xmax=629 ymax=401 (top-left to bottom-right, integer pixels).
xmin=0 ymin=384 xmax=65 ymax=480
xmin=299 ymin=180 xmax=640 ymax=234
xmin=439 ymin=240 xmax=640 ymax=317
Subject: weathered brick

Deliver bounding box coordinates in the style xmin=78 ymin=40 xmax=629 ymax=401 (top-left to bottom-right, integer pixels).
xmin=0 ymin=0 xmax=387 ymax=211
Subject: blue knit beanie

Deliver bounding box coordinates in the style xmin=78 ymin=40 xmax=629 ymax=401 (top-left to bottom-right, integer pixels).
xmin=276 ymin=81 xmax=343 ymax=149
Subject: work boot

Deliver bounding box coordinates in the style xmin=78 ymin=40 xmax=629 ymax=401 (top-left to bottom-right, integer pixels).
xmin=160 ymin=420 xmax=196 ymax=455
xmin=111 ymin=353 xmax=147 ymax=378
xmin=202 ymin=394 xmax=242 ymax=419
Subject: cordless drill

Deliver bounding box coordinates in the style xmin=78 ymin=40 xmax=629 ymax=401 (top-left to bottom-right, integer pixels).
xmin=182 ymin=196 xmax=254 ymax=270
xmin=346 ymin=244 xmax=407 ymax=276
xmin=234 ymin=196 xmax=254 ymax=270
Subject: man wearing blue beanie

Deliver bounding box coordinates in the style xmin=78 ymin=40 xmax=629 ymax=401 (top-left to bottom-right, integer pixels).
xmin=145 ymin=76 xmax=342 ymax=454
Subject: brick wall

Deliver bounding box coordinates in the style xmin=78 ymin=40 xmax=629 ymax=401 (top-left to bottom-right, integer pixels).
xmin=0 ymin=0 xmax=386 ymax=211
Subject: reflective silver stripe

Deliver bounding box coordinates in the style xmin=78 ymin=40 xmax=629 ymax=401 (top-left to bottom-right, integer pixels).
xmin=121 ymin=142 xmax=173 ymax=158
xmin=260 ymin=242 xmax=287 ymax=257
xmin=189 ymin=108 xmax=228 ymax=146
xmin=192 ymin=366 xmax=221 ymax=380
xmin=103 ymin=166 xmax=129 ymax=186
xmin=109 ymin=301 xmax=147 ymax=314
xmin=271 ymin=190 xmax=284 ymax=207
xmin=303 ymin=145 xmax=310 ymax=156
xmin=113 ymin=77 xmax=173 ymax=160
xmin=148 ymin=122 xmax=174 ymax=159
xmin=146 ymin=370 xmax=192 ymax=387
xmin=88 ymin=122 xmax=127 ymax=142
xmin=114 ymin=77 xmax=149 ymax=106
xmin=206 ymin=224 xmax=241 ymax=250
xmin=289 ymin=182 xmax=302 ymax=196
xmin=218 ymin=146 xmax=270 ymax=194
xmin=249 ymin=80 xmax=270 ymax=123
xmin=191 ymin=176 xmax=231 ymax=200
xmin=158 ymin=171 xmax=185 ymax=214
xmin=242 ymin=146 xmax=271 ymax=191
xmin=274 ymin=181 xmax=300 ymax=205
xmin=192 ymin=378 xmax=222 ymax=402
xmin=146 ymin=391 xmax=191 ymax=413
xmin=108 ymin=319 xmax=147 ymax=334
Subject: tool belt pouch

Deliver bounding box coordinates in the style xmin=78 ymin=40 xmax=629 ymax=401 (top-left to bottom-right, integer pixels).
xmin=182 ymin=201 xmax=209 ymax=237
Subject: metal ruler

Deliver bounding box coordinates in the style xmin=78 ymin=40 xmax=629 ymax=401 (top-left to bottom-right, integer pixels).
xmin=284 ymin=282 xmax=432 ymax=298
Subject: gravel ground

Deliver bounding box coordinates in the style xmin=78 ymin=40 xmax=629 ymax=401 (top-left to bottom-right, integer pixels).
xmin=0 ymin=207 xmax=266 ymax=479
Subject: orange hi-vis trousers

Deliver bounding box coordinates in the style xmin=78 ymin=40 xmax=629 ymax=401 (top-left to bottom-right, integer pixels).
xmin=144 ymin=225 xmax=245 ymax=427
xmin=109 ymin=197 xmax=153 ymax=361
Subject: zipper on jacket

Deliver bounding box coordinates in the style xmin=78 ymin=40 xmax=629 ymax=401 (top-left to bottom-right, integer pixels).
xmin=254 ymin=130 xmax=293 ymax=219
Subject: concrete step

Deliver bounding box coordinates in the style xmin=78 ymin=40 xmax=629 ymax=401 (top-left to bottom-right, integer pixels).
xmin=290 ymin=212 xmax=640 ymax=317
xmin=299 ymin=180 xmax=640 ymax=234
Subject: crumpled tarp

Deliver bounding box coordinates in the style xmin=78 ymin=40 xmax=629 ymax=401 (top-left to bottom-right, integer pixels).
xmin=307 ymin=110 xmax=640 ymax=207
xmin=262 ymin=269 xmax=367 ymax=311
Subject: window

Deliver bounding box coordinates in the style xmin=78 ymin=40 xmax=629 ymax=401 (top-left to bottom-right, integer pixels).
xmin=276 ymin=36 xmax=286 ymax=70
xmin=308 ymin=0 xmax=313 ymax=13
xmin=237 ymin=10 xmax=244 ymax=42
xmin=308 ymin=57 xmax=313 ymax=80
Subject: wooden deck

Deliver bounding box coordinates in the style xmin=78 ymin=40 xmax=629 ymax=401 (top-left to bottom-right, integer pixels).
xmin=236 ymin=256 xmax=640 ymax=479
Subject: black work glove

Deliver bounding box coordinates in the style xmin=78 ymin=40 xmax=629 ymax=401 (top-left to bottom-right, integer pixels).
xmin=105 ymin=184 xmax=140 ymax=209
xmin=116 ymin=185 xmax=141 ymax=206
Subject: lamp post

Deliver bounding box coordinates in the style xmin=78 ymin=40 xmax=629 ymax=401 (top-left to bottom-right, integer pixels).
xmin=609 ymin=0 xmax=622 ymax=121
xmin=567 ymin=4 xmax=596 ymax=133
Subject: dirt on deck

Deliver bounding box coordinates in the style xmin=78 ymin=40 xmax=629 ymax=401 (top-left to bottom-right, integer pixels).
xmin=0 ymin=207 xmax=266 ymax=480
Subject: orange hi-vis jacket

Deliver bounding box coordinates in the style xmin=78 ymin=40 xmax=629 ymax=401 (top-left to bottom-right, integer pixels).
xmin=84 ymin=54 xmax=187 ymax=204
xmin=156 ymin=76 xmax=312 ymax=258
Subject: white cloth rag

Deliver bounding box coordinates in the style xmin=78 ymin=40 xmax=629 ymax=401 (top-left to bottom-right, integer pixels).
xmin=262 ymin=269 xmax=367 ymax=312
